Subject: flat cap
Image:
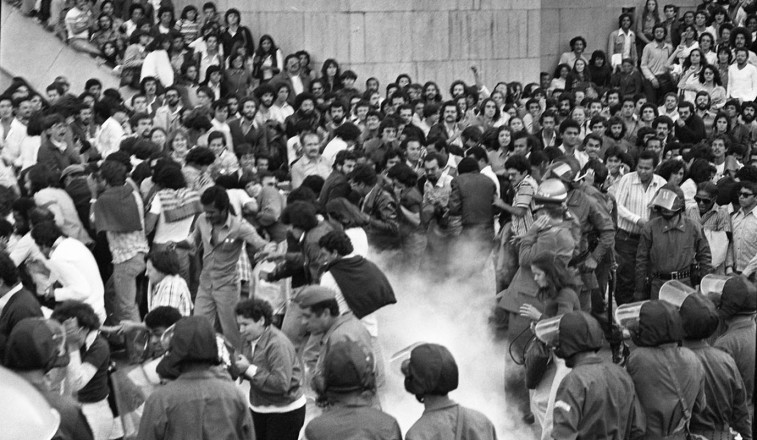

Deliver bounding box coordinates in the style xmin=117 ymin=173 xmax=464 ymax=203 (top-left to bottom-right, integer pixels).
xmin=297 ymin=286 xmax=336 ymax=308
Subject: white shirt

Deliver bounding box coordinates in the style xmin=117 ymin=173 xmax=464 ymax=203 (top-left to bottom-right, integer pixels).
xmin=96 ymin=117 xmax=125 ymax=158
xmin=289 ymin=74 xmax=304 ymax=95
xmin=19 ymin=135 xmax=41 ymax=171
xmin=210 ymin=119 xmax=234 ymax=150
xmin=140 ymin=50 xmax=174 ymax=87
xmin=47 ymin=237 xmax=105 ymax=324
xmin=322 ymin=137 xmax=348 ymax=166
xmin=3 ymin=118 xmax=27 ymax=167
xmin=480 ymin=165 xmax=500 ymax=198
xmin=728 ymin=63 xmax=757 ymax=102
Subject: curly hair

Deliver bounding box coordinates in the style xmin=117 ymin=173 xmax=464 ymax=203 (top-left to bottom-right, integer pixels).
xmin=318 ymin=230 xmax=354 ymax=256
xmin=235 ymin=298 xmax=273 ymax=326
xmin=51 ymin=300 xmax=101 ymax=330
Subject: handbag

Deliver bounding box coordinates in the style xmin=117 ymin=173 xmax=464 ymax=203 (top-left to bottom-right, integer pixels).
xmin=524 ymin=334 xmax=552 ymax=389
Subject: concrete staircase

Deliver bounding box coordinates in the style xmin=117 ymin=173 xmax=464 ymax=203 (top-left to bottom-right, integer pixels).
xmin=0 ymin=5 xmax=121 ymax=93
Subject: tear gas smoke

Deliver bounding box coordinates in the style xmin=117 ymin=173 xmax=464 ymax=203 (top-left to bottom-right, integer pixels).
xmin=371 ymin=246 xmax=538 ymax=440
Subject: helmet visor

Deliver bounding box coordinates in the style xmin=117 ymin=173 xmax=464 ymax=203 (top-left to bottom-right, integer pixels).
xmin=650 ymin=188 xmax=680 ymax=211
xmin=534 ymin=315 xmax=563 ymax=347
xmin=659 ymin=280 xmax=698 ymax=308
xmin=614 ymin=301 xmax=648 ymax=329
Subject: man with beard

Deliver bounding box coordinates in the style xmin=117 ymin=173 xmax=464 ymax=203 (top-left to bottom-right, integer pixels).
xmin=640 ymin=24 xmax=675 ymax=104
xmin=230 ymin=97 xmax=265 ymax=149
xmin=324 ymin=100 xmax=348 ymax=142
xmin=428 ymin=100 xmax=464 ymax=149
xmin=319 ymin=150 xmax=356 ymax=206
xmin=732 ymin=101 xmax=757 ymax=152
xmin=350 ymin=164 xmax=400 ymax=251
xmin=694 ymin=91 xmax=717 ymax=137
xmin=421 ymin=153 xmax=457 ymax=275
xmin=272 ymin=54 xmax=311 ymax=105
xmin=153 ymin=87 xmax=184 ymax=135
xmin=635 ymin=183 xmax=712 ymax=300
xmin=254 ymin=84 xmax=284 ymax=127
xmin=284 ymin=93 xmax=323 ymax=139
xmin=674 ymin=101 xmax=706 ymax=144
xmin=728 ymin=47 xmax=757 ymax=102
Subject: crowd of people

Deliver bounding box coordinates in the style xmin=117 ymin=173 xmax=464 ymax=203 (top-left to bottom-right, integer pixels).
xmin=1 ymin=0 xmax=757 ymax=439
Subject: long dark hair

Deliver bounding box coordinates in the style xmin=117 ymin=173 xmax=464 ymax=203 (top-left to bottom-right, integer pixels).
xmin=531 ymin=252 xmax=576 ymax=301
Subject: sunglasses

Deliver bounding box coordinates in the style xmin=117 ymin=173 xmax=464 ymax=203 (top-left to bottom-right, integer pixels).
xmin=739 ymin=191 xmax=755 ymax=198
xmin=694 ymin=197 xmax=712 ymax=203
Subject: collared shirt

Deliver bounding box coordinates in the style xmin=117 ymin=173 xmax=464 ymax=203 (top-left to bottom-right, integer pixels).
xmin=641 ymin=40 xmax=673 ymax=79
xmin=700 ymin=204 xmax=731 ymax=232
xmin=732 ymin=204 xmax=757 ymax=274
xmin=636 ymin=215 xmax=711 ymax=292
xmin=149 ymin=274 xmax=193 ymax=316
xmin=613 ymin=28 xmax=635 ymax=58
xmin=290 ymin=155 xmax=331 ymax=189
xmin=189 ymin=213 xmax=267 ymax=290
xmin=422 ymin=174 xmax=454 ymax=208
xmin=615 ymin=171 xmax=667 ymax=233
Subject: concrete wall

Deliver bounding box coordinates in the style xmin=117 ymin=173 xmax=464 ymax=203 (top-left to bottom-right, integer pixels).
xmin=540 ymin=0 xmax=700 ymax=76
xmin=171 ymin=0 xmax=543 ymax=92
xmin=0 ymin=6 xmax=121 ymax=94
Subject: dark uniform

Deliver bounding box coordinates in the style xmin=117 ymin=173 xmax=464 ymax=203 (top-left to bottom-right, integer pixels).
xmin=678 ymin=293 xmax=752 ymax=440
xmin=565 ymin=188 xmax=615 ymax=312
xmin=687 ymin=340 xmax=752 ymax=440
xmin=551 ymin=312 xmax=646 ymax=440
xmin=626 ymin=301 xmax=706 ymax=440
xmin=635 ymin=214 xmax=711 ymax=300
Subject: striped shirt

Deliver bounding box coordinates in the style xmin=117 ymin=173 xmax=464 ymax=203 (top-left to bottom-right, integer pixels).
xmin=615 ymin=172 xmax=667 ymax=234
xmin=731 ymin=205 xmax=757 ymax=275
xmin=149 ymin=274 xmax=193 ymax=316
xmin=511 ymin=175 xmax=537 ymax=236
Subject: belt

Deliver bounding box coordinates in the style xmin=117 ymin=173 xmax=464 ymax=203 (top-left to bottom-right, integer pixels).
xmin=616 ymin=229 xmax=640 ymax=240
xmin=653 ymin=269 xmax=690 ymax=280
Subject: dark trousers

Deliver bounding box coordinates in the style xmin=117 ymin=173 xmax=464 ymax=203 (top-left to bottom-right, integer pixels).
xmin=251 ymin=405 xmax=306 ymax=440
xmin=642 ymin=74 xmax=675 ymax=105
xmin=615 ymin=230 xmax=640 ymax=306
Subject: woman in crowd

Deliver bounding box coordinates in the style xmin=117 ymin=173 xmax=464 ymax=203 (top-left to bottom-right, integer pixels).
xmin=251 ymin=34 xmax=283 ymax=83
xmin=676 ymin=48 xmax=707 ymax=103
xmin=518 ymin=249 xmax=580 ymax=437
xmin=636 ymin=0 xmax=661 ymax=57
xmin=320 ymin=58 xmax=343 ymax=93
xmin=565 ymin=59 xmax=592 ymax=92
xmin=233 ymin=298 xmax=306 ymax=440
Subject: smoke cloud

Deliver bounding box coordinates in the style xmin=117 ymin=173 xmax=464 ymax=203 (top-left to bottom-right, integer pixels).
xmin=372 ymin=248 xmax=538 ymax=440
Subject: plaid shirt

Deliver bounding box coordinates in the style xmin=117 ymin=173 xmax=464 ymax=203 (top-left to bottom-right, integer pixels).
xmin=105 ymin=191 xmax=149 ymax=264
xmin=149 ymin=274 xmax=193 ymax=316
